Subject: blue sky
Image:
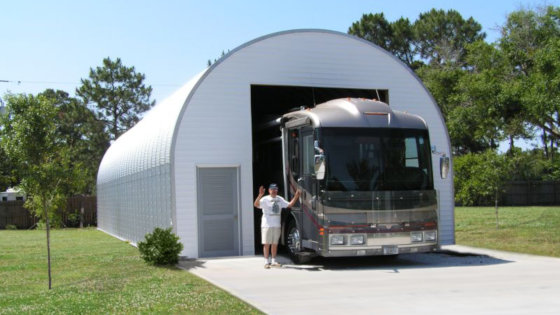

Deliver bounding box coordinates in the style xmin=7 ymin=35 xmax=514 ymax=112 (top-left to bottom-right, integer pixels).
xmin=1 ymin=0 xmax=557 ymax=110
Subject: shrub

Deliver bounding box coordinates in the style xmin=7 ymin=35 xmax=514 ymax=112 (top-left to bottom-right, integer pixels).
xmin=5 ymin=224 xmax=17 ymax=230
xmin=66 ymin=212 xmax=81 ymax=227
xmin=138 ymin=227 xmax=183 ymax=265
xmin=35 ymin=222 xmax=46 ymax=230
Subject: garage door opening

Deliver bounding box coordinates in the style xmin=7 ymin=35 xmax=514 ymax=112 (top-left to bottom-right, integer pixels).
xmin=250 ymin=84 xmax=388 ymax=253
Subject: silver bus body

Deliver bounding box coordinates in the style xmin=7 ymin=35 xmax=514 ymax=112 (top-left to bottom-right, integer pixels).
xmin=280 ymin=98 xmax=441 ymax=263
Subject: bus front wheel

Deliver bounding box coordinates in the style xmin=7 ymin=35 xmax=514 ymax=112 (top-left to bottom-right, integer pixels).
xmin=286 ymin=220 xmax=312 ymax=264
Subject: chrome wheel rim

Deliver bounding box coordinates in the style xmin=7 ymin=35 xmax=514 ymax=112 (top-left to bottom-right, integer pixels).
xmin=287 ymin=226 xmax=301 ymax=254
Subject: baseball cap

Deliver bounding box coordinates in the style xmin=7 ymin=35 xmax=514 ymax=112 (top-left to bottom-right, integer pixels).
xmin=269 ymin=183 xmax=279 ymax=190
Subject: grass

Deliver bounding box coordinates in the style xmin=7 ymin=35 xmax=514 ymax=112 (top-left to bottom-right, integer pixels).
xmin=2 ymin=208 xmax=557 ymax=313
xmin=455 ymin=206 xmax=560 ymax=257
xmin=0 ymin=228 xmax=261 ymax=315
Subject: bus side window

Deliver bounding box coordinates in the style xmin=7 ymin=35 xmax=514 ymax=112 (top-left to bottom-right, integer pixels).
xmin=302 ymin=133 xmax=314 ymax=175
xmin=289 ymin=129 xmax=299 ymax=182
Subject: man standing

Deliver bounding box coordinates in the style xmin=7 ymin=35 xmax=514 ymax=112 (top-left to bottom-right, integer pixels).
xmin=254 ymin=183 xmax=300 ymax=269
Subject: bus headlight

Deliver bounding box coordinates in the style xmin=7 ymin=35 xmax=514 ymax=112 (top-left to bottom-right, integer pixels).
xmin=424 ymin=231 xmax=437 ymax=242
xmin=330 ymin=235 xmax=345 ymax=245
xmin=411 ymin=231 xmax=423 ymax=242
xmin=350 ymin=234 xmax=365 ymax=245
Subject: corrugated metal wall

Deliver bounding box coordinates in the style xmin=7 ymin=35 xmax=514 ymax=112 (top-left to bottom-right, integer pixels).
xmin=97 ymin=72 xmax=206 ymax=245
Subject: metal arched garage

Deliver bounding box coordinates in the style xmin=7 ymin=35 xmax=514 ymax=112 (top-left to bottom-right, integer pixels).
xmin=96 ymin=29 xmax=454 ymax=259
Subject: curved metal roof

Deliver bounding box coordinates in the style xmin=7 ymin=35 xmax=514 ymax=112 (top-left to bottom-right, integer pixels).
xmin=98 ymin=29 xmax=449 ymax=187
xmin=97 ymin=70 xmax=207 ymax=185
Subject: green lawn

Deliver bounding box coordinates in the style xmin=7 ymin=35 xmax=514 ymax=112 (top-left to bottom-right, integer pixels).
xmin=455 ymin=206 xmax=560 ymax=257
xmin=2 ymin=208 xmax=557 ymax=314
xmin=0 ymin=228 xmax=261 ymax=314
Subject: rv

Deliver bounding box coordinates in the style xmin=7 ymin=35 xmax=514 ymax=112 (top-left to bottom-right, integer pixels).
xmin=277 ymin=98 xmax=449 ymax=263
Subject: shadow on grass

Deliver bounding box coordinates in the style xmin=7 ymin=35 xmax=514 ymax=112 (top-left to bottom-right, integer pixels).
xmin=505 ymin=209 xmax=547 ymax=228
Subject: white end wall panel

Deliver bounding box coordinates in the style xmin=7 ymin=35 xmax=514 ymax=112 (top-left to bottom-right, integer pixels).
xmin=172 ymin=30 xmax=454 ymax=258
xmin=174 ymin=85 xmax=254 ymax=257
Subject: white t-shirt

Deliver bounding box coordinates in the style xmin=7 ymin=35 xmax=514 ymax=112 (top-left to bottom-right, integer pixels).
xmin=258 ymin=195 xmax=289 ymax=228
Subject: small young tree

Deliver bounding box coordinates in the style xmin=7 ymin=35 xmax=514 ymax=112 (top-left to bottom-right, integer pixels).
xmin=40 ymin=89 xmax=109 ymax=195
xmin=454 ymin=150 xmax=511 ymax=228
xmin=482 ymin=151 xmax=510 ymax=229
xmin=0 ymin=93 xmax=83 ymax=289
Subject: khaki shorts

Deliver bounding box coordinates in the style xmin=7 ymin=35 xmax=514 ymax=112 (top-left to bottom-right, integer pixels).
xmin=261 ymin=227 xmax=281 ymax=244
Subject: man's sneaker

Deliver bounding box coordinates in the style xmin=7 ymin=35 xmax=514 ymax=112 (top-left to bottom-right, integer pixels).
xmin=271 ymin=262 xmax=282 ymax=268
xmin=264 ymin=263 xmax=271 ymax=269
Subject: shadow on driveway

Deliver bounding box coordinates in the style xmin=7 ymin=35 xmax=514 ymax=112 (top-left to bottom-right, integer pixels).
xmin=177 ymin=259 xmax=207 ymax=271
xmin=278 ymin=249 xmax=511 ymax=272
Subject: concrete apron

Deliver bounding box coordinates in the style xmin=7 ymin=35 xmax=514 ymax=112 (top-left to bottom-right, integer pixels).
xmin=178 ymin=245 xmax=560 ymax=315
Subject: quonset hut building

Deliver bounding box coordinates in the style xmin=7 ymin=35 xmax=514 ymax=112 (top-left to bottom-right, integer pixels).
xmin=97 ymin=30 xmax=454 ymax=258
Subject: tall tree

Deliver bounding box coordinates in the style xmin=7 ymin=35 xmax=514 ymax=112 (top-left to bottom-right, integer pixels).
xmin=207 ymin=50 xmax=230 ymax=67
xmin=76 ymin=57 xmax=155 ymax=141
xmin=0 ymin=93 xmax=85 ymax=289
xmin=348 ymin=13 xmax=418 ymax=68
xmin=500 ymin=6 xmax=560 ymax=157
xmin=523 ymin=37 xmax=560 ymax=150
xmin=391 ymin=17 xmax=418 ymax=67
xmin=415 ymin=64 xmax=464 ymax=117
xmin=414 ymin=9 xmax=486 ymax=66
xmin=450 ymin=40 xmax=529 ymax=154
xmin=349 ymin=13 xmax=393 ymax=51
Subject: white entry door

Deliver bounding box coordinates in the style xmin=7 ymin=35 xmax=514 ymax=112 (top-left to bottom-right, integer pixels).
xmin=197 ymin=167 xmax=240 ymax=257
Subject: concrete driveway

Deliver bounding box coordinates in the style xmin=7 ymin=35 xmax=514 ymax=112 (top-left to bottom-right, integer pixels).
xmin=178 ymin=245 xmax=560 ymax=315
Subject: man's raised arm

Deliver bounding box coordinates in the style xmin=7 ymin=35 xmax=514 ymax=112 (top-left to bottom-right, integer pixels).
xmin=254 ymin=185 xmax=265 ymax=208
xmin=287 ymin=190 xmax=301 ymax=208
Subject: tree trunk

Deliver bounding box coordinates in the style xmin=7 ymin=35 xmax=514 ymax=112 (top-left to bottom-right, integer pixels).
xmin=543 ymin=129 xmax=549 ymax=159
xmin=44 ymin=199 xmax=52 ymax=290
xmin=551 ymin=137 xmax=555 ymax=161
xmin=509 ymin=135 xmax=514 ymax=154
xmin=80 ymin=196 xmax=84 ymax=229
xmin=494 ymin=190 xmax=499 ymax=230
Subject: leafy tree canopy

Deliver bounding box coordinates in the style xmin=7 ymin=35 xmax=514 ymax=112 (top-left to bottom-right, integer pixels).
xmin=40 ymin=89 xmax=110 ymax=194
xmin=349 ymin=13 xmax=418 ymax=68
xmin=414 ymin=9 xmax=485 ymax=66
xmin=0 ymin=93 xmax=84 ymax=214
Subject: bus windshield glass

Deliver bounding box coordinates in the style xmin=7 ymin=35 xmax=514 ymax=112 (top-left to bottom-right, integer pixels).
xmin=321 ymin=128 xmax=433 ymax=191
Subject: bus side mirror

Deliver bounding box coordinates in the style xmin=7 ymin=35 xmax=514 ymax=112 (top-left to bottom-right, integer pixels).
xmin=314 ymin=154 xmax=325 ymax=180
xmin=440 ymin=156 xmax=450 ymax=179
xmin=313 ymin=140 xmax=325 ymax=180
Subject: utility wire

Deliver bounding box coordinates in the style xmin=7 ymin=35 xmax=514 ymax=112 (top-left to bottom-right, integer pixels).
xmin=1 ymin=79 xmax=21 ymax=84
xmin=0 ymin=79 xmax=180 ymax=87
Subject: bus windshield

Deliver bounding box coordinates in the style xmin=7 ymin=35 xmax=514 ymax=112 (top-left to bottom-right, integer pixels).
xmin=321 ymin=128 xmax=433 ymax=191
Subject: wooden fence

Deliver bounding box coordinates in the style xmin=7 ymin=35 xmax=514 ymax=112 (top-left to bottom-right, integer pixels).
xmin=0 ymin=196 xmax=96 ymax=229
xmin=502 ymin=181 xmax=560 ymax=206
